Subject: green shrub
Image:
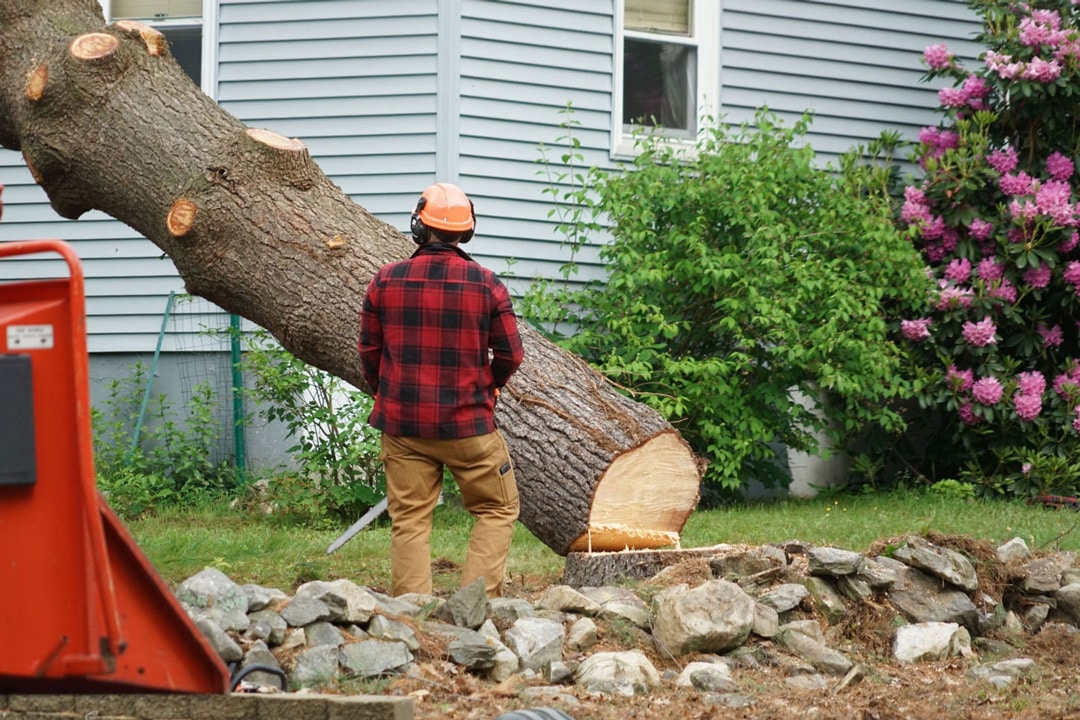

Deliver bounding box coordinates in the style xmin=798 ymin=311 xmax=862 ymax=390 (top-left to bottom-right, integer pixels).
xmin=523 ymin=108 xmax=930 ymax=495
xmin=241 ymin=329 xmax=384 ymax=525
xmin=93 ymin=361 xmax=238 ymax=518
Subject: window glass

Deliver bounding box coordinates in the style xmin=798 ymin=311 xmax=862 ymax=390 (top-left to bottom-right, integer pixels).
xmin=623 ymin=39 xmax=695 ymax=132
xmin=160 ymin=25 xmax=202 ymax=86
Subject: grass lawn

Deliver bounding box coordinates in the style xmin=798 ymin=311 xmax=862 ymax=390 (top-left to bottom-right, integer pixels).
xmin=126 ymin=489 xmax=1080 ymax=594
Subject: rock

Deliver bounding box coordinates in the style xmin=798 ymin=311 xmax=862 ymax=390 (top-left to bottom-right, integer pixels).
xmin=757 ymin=583 xmax=809 ymax=614
xmin=304 ymin=620 xmax=344 ymax=648
xmin=237 ymin=640 xmax=285 ymax=690
xmin=566 ymin=616 xmax=598 ymax=652
xmin=807 ymin=547 xmax=865 ymax=576
xmin=504 ymin=617 xmax=566 ymax=673
xmin=193 ymin=615 xmax=242 ymax=662
xmin=967 ymin=658 xmax=1036 ymax=688
xmin=1053 ymin=583 xmax=1080 ymax=626
xmin=435 ymin=577 xmax=488 ymax=629
xmin=367 ymin=614 xmax=420 ymax=650
xmin=240 ymin=583 xmax=288 ymax=612
xmin=246 ymin=608 xmax=287 ymax=646
xmin=448 ymin=634 xmax=497 ymax=670
xmin=887 ymin=565 xmax=979 ymax=631
xmin=651 ymin=580 xmax=756 ymax=656
xmin=996 ymin=537 xmax=1032 ymax=564
xmin=751 ymin=602 xmax=779 ymax=638
xmin=776 ymin=625 xmax=853 ymax=675
xmin=1021 ymin=553 xmax=1075 ymax=594
xmin=856 ymin=558 xmax=898 ymax=589
xmin=893 ymin=622 xmax=971 ymax=664
xmin=537 ymin=585 xmax=602 ymax=616
xmin=893 ymin=536 xmax=978 ymax=592
xmin=575 ymin=650 xmax=660 ymax=695
xmin=676 ymin=661 xmax=738 ymax=693
xmin=290 ymin=645 xmax=341 ymax=689
xmin=802 ymin=576 xmax=847 ymax=624
xmin=339 ymin=639 xmax=413 ymax=677
xmin=177 ymin=567 xmax=250 ymax=632
xmin=580 ymin=586 xmax=651 ymax=629
xmin=488 ymin=597 xmax=536 ymax=624
xmin=279 ymin=596 xmax=333 ymax=628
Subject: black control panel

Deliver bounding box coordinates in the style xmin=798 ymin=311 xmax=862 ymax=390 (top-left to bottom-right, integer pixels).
xmin=0 ymin=354 xmax=36 ymax=486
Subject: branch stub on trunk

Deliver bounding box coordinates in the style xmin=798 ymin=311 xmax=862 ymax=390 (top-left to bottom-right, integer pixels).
xmin=167 ymin=198 xmax=198 ymax=237
xmin=113 ymin=20 xmax=166 ymax=57
xmin=25 ymin=65 xmax=47 ymax=102
xmin=69 ymin=33 xmax=119 ymax=62
xmin=246 ymin=128 xmax=307 ymax=154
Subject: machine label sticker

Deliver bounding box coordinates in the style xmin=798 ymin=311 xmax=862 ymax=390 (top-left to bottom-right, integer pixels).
xmin=6 ymin=324 xmax=54 ymax=350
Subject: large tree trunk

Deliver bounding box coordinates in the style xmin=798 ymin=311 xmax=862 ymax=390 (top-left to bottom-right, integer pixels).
xmin=0 ymin=0 xmax=700 ymax=555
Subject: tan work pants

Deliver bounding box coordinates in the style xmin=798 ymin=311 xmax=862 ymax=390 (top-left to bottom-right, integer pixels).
xmin=380 ymin=431 xmax=519 ymax=598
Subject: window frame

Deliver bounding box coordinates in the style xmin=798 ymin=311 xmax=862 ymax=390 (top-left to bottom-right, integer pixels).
xmin=97 ymin=0 xmax=218 ymax=98
xmin=612 ymin=0 xmax=720 ymax=159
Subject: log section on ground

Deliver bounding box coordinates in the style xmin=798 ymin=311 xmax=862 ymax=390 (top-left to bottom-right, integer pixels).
xmin=0 ymin=1 xmax=701 ymax=556
xmin=562 ymin=544 xmax=746 ymax=588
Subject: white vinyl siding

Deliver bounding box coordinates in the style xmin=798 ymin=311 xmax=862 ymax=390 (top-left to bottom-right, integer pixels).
xmin=0 ymin=0 xmax=981 ymax=352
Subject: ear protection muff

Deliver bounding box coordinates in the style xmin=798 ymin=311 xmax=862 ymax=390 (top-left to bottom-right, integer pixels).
xmin=410 ymin=196 xmax=430 ymax=245
xmin=410 ymin=184 xmax=477 ymax=245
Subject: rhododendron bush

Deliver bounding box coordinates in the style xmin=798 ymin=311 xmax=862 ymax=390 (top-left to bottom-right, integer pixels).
xmin=898 ymin=0 xmax=1080 ymax=496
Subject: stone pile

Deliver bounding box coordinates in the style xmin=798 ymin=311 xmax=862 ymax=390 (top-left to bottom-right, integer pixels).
xmin=178 ymin=533 xmax=1080 ymax=706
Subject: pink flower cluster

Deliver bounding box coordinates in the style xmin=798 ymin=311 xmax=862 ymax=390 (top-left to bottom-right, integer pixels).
xmin=985 ymin=50 xmax=1063 ymax=82
xmin=917 ymin=127 xmax=960 ymax=165
xmin=1013 ymin=370 xmax=1046 ymax=421
xmin=1038 ymin=323 xmax=1064 ymax=347
xmin=987 ymin=146 xmax=1019 ymax=174
xmin=972 ymin=376 xmax=1004 ymax=405
xmin=924 ymin=44 xmax=953 ymax=70
xmin=1054 ymin=365 xmax=1080 ymax=401
xmin=1047 ymin=151 xmax=1075 ymax=181
xmin=946 ymin=365 xmax=974 ymax=392
xmin=962 ymin=316 xmax=997 ymax=347
xmin=900 ymin=318 xmax=932 ymax=341
xmin=938 ymin=75 xmax=991 ymax=110
xmin=1064 ymin=261 xmax=1080 ymax=293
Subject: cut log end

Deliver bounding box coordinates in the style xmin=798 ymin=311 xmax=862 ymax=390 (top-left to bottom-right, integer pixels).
xmin=167 ymin=198 xmax=198 ymax=237
xmin=25 ymin=65 xmax=47 ymax=101
xmin=114 ymin=20 xmax=167 ymax=57
xmin=246 ymin=128 xmax=307 ymax=153
xmin=568 ymin=525 xmax=680 ymax=553
xmin=567 ymin=431 xmax=700 ymax=553
xmin=70 ymin=33 xmax=120 ymax=61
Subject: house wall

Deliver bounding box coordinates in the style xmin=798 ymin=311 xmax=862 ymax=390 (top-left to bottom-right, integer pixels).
xmin=0 ymin=0 xmax=983 ymax=472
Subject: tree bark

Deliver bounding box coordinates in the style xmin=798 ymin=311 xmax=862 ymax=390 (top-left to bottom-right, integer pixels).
xmin=0 ymin=0 xmax=700 ymax=556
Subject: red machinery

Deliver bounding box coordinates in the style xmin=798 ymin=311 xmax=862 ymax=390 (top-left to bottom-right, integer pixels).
xmin=0 ymin=236 xmax=230 ymax=693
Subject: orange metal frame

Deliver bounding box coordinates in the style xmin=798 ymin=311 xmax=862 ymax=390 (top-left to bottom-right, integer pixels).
xmin=0 ymin=239 xmax=229 ymax=694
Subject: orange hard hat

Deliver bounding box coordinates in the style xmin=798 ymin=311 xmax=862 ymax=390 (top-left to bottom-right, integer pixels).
xmin=415 ymin=183 xmax=475 ymax=233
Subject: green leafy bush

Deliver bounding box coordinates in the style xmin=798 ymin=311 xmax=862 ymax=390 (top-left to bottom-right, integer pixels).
xmin=241 ymin=329 xmax=384 ymax=525
xmin=93 ymin=361 xmax=238 ymax=518
xmin=893 ymin=0 xmax=1080 ymax=497
xmin=523 ymin=108 xmax=930 ymax=495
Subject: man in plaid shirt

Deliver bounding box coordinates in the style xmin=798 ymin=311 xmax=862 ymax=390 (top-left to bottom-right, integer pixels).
xmin=359 ymin=183 xmax=524 ymax=598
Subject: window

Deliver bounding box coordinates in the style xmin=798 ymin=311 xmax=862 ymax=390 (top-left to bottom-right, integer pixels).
xmin=99 ymin=0 xmax=207 ymax=89
xmin=614 ymin=0 xmax=720 ymax=157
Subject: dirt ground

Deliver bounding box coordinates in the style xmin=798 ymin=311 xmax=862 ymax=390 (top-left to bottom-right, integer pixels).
xmin=374 ymin=548 xmax=1080 ymax=720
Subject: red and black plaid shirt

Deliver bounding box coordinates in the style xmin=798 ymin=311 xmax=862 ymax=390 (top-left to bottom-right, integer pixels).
xmin=358 ymin=242 xmax=524 ymax=438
